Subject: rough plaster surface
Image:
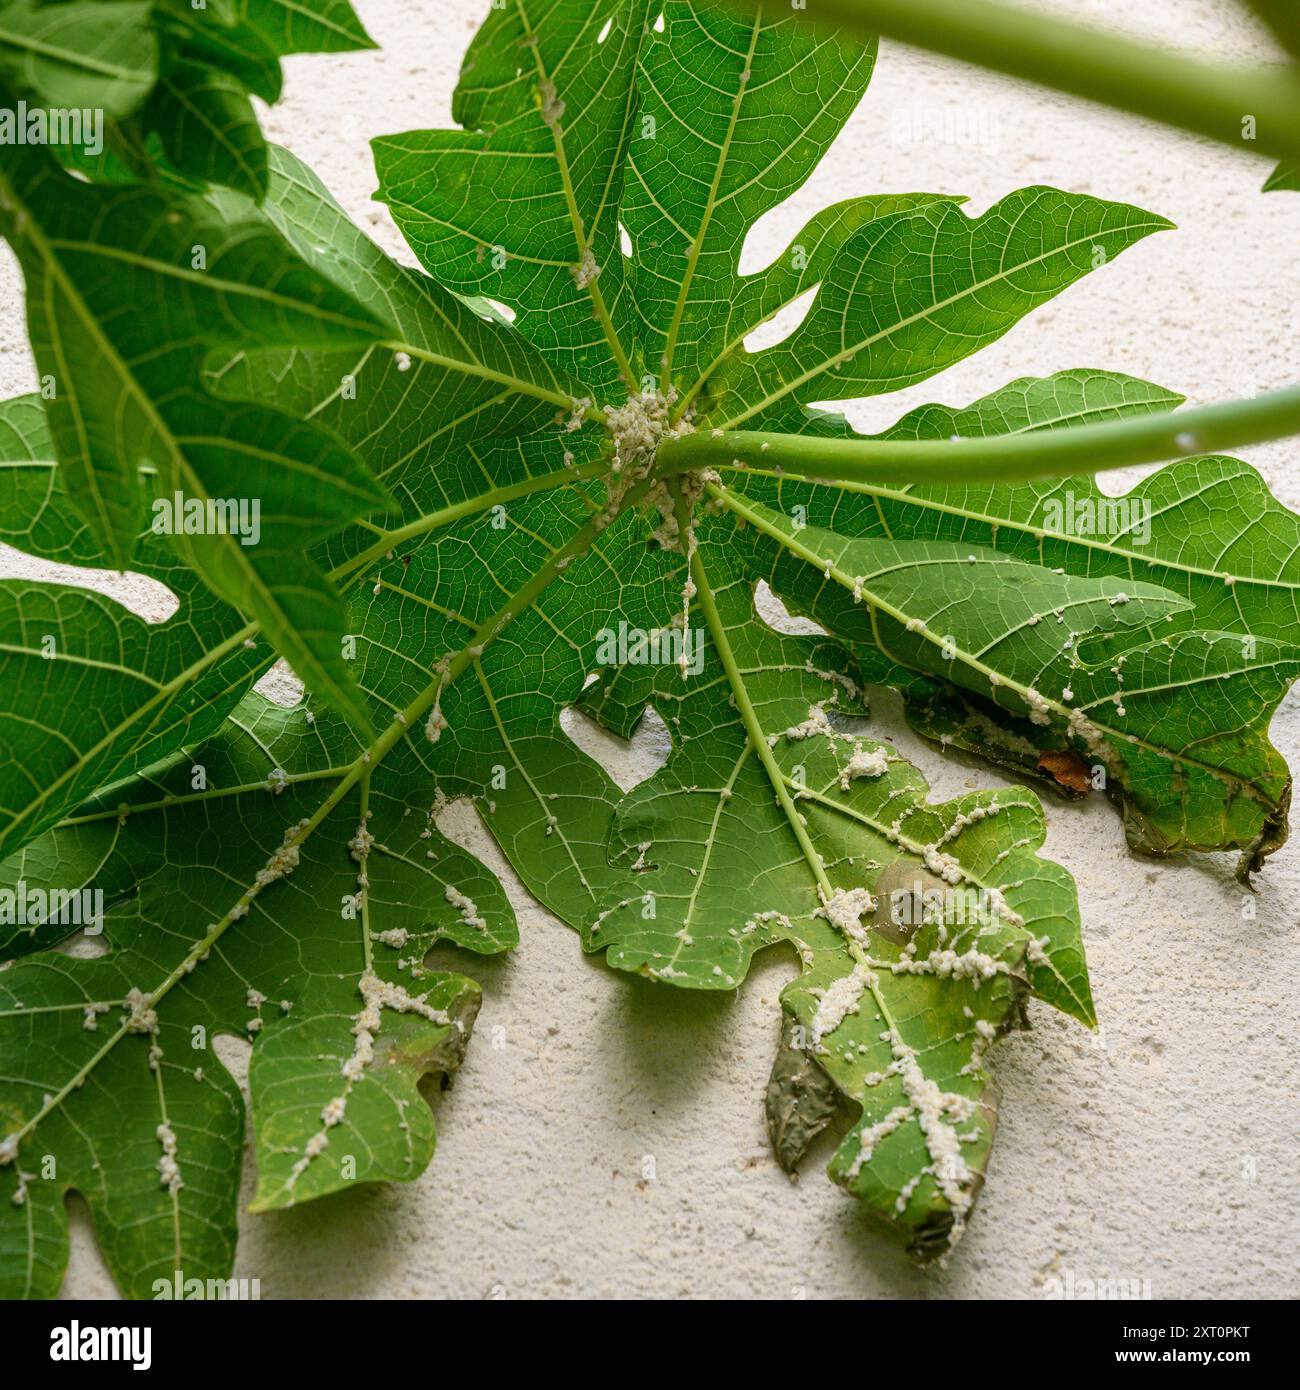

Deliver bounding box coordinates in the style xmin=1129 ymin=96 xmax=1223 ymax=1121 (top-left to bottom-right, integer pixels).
xmin=2 ymin=0 xmax=1298 ymax=1299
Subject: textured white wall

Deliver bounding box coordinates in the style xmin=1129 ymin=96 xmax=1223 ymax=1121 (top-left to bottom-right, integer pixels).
xmin=3 ymin=0 xmax=1298 ymax=1298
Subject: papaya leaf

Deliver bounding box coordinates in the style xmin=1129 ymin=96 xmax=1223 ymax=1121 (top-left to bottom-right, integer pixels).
xmin=0 ymin=0 xmax=158 ymax=116
xmin=0 ymin=149 xmax=397 ymax=727
xmin=373 ymin=0 xmax=653 ymax=393
xmin=0 ymin=694 xmax=510 ymax=1297
xmin=577 ymin=524 xmax=1092 ymax=1252
xmin=726 ymin=370 xmax=1300 ymax=871
xmin=0 ymin=396 xmax=272 ymax=861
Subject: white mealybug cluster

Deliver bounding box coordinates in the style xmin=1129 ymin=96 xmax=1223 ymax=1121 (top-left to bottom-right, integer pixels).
xmin=839 ymin=743 xmax=890 ymax=788
xmin=156 ymin=1122 xmax=183 ymax=1195
xmin=255 ymin=819 xmax=310 ymax=888
xmin=123 ymin=987 xmax=158 ymax=1034
xmin=288 ymin=969 xmax=454 ymax=1189
xmin=808 ymin=963 xmax=877 ymax=1047
xmin=817 ymin=887 xmax=877 ymax=942
xmin=444 ymin=884 xmax=486 ymax=933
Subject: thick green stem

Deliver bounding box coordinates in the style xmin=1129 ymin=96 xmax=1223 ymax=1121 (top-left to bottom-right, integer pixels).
xmin=754 ymin=0 xmax=1300 ymax=165
xmin=658 ymin=385 xmax=1300 ymax=487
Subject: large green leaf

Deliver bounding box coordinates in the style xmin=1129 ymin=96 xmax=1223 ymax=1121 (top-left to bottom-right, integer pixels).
xmin=208 ymin=145 xmax=588 ymax=476
xmin=0 ymin=396 xmax=272 ymax=862
xmin=576 ymin=525 xmax=1091 ymax=1251
xmin=0 ymin=0 xmax=157 ymax=115
xmin=0 ymin=149 xmax=395 ymax=728
xmin=729 ymin=370 xmax=1300 ymax=870
xmin=621 ymin=2 xmax=876 ymax=389
xmin=145 ymin=53 xmax=269 ymax=200
xmin=0 ymin=695 xmax=509 ymax=1296
xmin=374 ymin=0 xmax=652 ymax=393
xmin=702 ymin=188 xmax=1172 ymax=428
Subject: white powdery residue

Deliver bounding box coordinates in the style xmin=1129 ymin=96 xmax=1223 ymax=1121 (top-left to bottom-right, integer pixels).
xmin=565 ymin=397 xmax=592 ymax=433
xmin=845 ymin=1105 xmax=912 ymax=1179
xmin=82 ymin=1002 xmax=109 ymax=1031
xmin=444 ymin=884 xmax=486 ymax=932
xmin=805 ymin=662 xmax=860 ymax=704
xmin=817 ymin=887 xmax=876 ymax=942
xmin=362 ymin=970 xmax=450 ymax=1028
xmin=348 ymin=820 xmax=374 ymax=863
xmin=0 ymin=1134 xmax=17 ymax=1165
xmin=293 ymin=970 xmax=452 ymax=1188
xmin=425 ymin=702 xmax=449 ymax=744
xmin=922 ymin=845 xmax=964 ymax=885
xmin=289 ymin=1131 xmax=331 ymax=1184
xmin=1023 ymin=686 xmax=1053 ymax=727
xmin=650 ymin=963 xmax=688 ymax=980
xmin=935 ymin=801 xmax=1001 ymax=849
xmin=983 ymin=886 xmax=1024 ymax=928
xmin=602 ymin=389 xmax=699 ymax=550
xmin=1024 ymin=934 xmax=1052 ymax=966
xmin=123 ymin=987 xmax=158 ymax=1034
xmin=255 ymin=818 xmax=310 ymax=888
xmin=156 ymin=1122 xmax=183 ymax=1195
xmin=741 ymin=909 xmax=794 ymax=936
xmin=808 ymin=963 xmax=876 ymax=1047
xmin=839 ymin=743 xmax=889 ymax=790
xmin=895 ymin=1173 xmax=923 ymax=1214
xmin=373 ymin=927 xmax=410 ymax=949
xmin=891 ymin=1036 xmax=978 ymax=1224
xmin=889 ymin=946 xmax=1005 ymax=983
xmin=770 ymin=703 xmax=836 ymax=748
xmin=246 ymin=989 xmax=266 ymax=1010
xmin=571 ymin=247 xmax=601 ymax=289
xmin=1068 ymin=706 xmax=1106 ymax=756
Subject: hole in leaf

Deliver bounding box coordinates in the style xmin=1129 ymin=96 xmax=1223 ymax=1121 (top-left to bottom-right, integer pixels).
xmin=742 ymin=284 xmax=819 ymax=353
xmin=212 ymin=1031 xmax=252 ymax=1089
xmin=51 ymin=930 xmax=109 ymax=960
xmin=618 ymin=221 xmax=633 ymax=258
xmin=754 ymin=579 xmax=825 ymax=637
xmin=0 ymin=542 xmax=179 ymax=623
xmin=254 ymin=660 xmax=305 ymax=708
xmin=560 ymin=703 xmax=670 ymax=791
